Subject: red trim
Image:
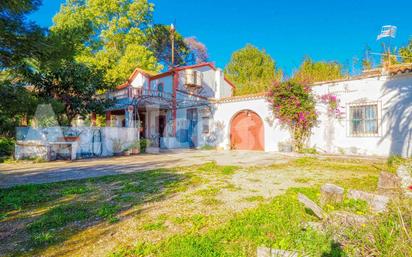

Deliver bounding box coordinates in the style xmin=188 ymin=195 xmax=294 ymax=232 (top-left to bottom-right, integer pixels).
xmin=172 ymin=71 xmax=178 ymax=136
xmin=115 ymin=62 xmax=236 ymax=91
xmin=116 ymin=68 xmax=156 ymax=90
xmin=224 ymin=77 xmax=236 ymax=89
xmin=117 ymin=82 xmax=129 ymax=90
xmin=173 ymin=62 xmax=216 ymax=71
xmin=150 ymin=71 xmax=173 ymax=80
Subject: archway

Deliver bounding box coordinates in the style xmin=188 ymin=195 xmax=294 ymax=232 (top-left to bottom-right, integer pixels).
xmin=230 ymin=110 xmax=264 ymax=151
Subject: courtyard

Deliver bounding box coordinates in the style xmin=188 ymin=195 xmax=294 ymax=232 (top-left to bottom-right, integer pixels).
xmin=1 ymin=151 xmax=410 ymax=256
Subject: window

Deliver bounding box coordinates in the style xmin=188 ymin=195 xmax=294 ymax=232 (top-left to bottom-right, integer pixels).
xmin=157 ymin=83 xmax=164 ymax=92
xmin=156 ymin=83 xmax=164 ymax=97
xmin=349 ymin=104 xmax=379 ymax=136
xmin=202 ymin=117 xmax=209 ymax=134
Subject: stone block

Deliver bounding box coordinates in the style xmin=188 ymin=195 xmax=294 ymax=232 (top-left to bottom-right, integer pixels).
xmin=257 ymin=247 xmax=299 ymax=257
xmin=298 ymin=193 xmax=327 ymax=219
xmin=320 ymin=183 xmax=344 ymax=206
xmin=347 ymin=190 xmax=389 ymax=213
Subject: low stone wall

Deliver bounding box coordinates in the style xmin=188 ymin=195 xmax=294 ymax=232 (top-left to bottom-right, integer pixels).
xmin=15 ymin=127 xmax=139 ymax=161
xmin=15 ymin=141 xmax=49 ymax=160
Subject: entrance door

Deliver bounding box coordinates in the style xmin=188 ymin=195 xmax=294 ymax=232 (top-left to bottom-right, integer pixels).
xmin=187 ymin=108 xmax=198 ymax=148
xmin=230 ymin=110 xmax=264 ymax=151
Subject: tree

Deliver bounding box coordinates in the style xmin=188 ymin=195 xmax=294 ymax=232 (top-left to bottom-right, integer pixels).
xmin=27 ymin=61 xmax=113 ymax=125
xmin=268 ymin=81 xmax=317 ymax=152
xmin=0 ymin=80 xmax=38 ymax=136
xmin=184 ymin=37 xmax=208 ymax=64
xmin=145 ymin=25 xmax=208 ymax=68
xmin=399 ymin=40 xmax=412 ymax=63
xmin=51 ymin=0 xmax=161 ymax=86
xmin=224 ymin=44 xmax=282 ymax=96
xmin=145 ymin=24 xmax=189 ymax=68
xmin=361 ymin=45 xmax=373 ymax=70
xmin=0 ymin=0 xmax=46 ymax=138
xmin=0 ymin=0 xmax=45 ymax=70
xmin=292 ymin=57 xmax=344 ymax=85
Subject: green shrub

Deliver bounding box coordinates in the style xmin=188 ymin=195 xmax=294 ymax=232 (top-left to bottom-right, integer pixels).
xmin=0 ymin=137 xmax=14 ymax=157
xmin=140 ymin=139 xmax=150 ymax=153
xmin=299 ymin=147 xmax=318 ymax=154
xmin=200 ymin=145 xmax=215 ymax=150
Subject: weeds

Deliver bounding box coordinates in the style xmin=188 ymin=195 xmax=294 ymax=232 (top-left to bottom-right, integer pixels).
xmin=97 ymin=203 xmax=121 ymax=222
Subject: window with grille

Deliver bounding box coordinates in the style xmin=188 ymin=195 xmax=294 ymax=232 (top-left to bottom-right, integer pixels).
xmin=349 ymin=104 xmax=379 ymax=136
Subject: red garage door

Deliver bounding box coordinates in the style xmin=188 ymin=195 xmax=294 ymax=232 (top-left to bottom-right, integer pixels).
xmin=230 ymin=110 xmax=264 ymax=151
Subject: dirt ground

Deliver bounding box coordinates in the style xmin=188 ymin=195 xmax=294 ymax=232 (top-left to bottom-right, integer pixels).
xmin=0 ymin=151 xmax=387 ymax=257
xmin=0 ymin=150 xmax=297 ymax=187
xmin=0 ymin=150 xmax=383 ymax=188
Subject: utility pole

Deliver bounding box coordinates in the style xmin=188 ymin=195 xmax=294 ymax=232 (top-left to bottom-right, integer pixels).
xmin=170 ymin=23 xmax=175 ymax=68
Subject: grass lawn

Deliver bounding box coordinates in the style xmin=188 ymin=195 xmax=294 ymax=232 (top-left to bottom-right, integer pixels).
xmin=0 ymin=156 xmax=411 ymax=256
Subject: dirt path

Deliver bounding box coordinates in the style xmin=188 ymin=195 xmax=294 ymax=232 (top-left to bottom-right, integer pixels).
xmin=0 ymin=150 xmax=295 ymax=188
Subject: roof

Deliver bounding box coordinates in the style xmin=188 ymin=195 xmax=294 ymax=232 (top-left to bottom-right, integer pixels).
xmin=116 ymin=68 xmax=159 ymax=90
xmin=116 ymin=62 xmax=236 ymax=90
xmin=387 ymin=63 xmax=412 ymax=75
xmin=312 ymin=63 xmax=412 ymax=87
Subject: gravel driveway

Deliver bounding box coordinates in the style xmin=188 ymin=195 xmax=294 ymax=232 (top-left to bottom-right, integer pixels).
xmin=0 ymin=150 xmax=294 ymax=188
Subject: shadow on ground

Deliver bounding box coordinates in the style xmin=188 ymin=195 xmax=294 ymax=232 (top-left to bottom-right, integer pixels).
xmin=0 ymin=168 xmax=188 ymax=256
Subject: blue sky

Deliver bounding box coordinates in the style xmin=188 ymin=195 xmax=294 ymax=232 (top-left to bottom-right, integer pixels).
xmin=28 ymin=0 xmax=412 ymax=76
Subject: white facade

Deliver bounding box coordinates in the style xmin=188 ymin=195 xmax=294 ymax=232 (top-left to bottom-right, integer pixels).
xmin=210 ymin=73 xmax=412 ymax=157
xmin=107 ymin=64 xmax=412 ymax=157
xmin=211 ymin=96 xmax=289 ymax=151
xmin=310 ymin=74 xmax=412 ymax=157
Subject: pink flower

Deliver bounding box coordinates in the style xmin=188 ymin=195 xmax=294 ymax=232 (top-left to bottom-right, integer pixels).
xmin=298 ymin=112 xmax=306 ymax=122
xmin=408 ymin=185 xmax=412 ymax=191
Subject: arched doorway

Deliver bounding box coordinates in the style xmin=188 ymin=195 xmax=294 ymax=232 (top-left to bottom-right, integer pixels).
xmin=230 ymin=110 xmax=264 ymax=151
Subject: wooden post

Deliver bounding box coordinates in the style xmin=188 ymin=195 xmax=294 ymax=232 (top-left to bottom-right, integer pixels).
xmin=170 ymin=24 xmax=175 ymax=68
xmin=105 ymin=111 xmax=111 ymax=127
xmin=91 ymin=112 xmax=96 ymax=126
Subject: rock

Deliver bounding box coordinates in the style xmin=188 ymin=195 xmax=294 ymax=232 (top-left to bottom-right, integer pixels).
xmin=257 ymin=247 xmax=299 ymax=257
xmin=320 ymin=183 xmax=344 ymax=206
xmin=378 ymin=171 xmax=401 ymax=188
xmin=347 ymin=190 xmax=390 ymax=213
xmin=328 ymin=211 xmax=369 ymax=227
xmin=397 ymin=165 xmax=412 ymax=198
xmin=377 ymin=172 xmax=402 ymax=196
xmin=298 ymin=193 xmax=327 ymax=219
xmin=257 ymin=247 xmax=271 ymax=257
xmin=303 ymin=221 xmax=324 ymax=232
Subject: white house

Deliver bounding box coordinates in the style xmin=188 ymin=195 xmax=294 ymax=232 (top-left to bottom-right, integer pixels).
xmin=103 ymin=63 xmax=412 ymax=157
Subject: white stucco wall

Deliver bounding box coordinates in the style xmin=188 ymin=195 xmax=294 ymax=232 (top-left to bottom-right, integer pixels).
xmin=210 ymin=97 xmax=289 ymax=151
xmin=207 ymin=73 xmax=412 ymax=157
xmin=311 ymin=74 xmax=412 ymax=157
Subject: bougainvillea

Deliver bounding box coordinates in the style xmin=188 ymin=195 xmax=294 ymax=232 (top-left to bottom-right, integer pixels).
xmin=320 ymin=93 xmax=342 ymax=118
xmin=268 ymin=81 xmax=318 ymax=152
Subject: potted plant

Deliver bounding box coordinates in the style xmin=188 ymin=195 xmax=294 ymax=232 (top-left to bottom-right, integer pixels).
xmin=123 ymin=146 xmax=132 ymax=156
